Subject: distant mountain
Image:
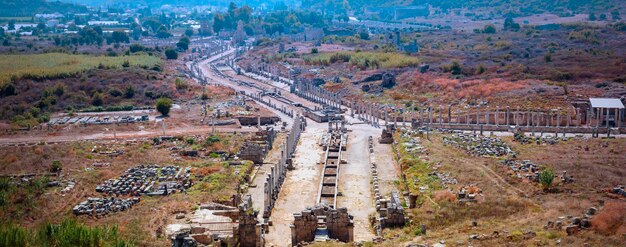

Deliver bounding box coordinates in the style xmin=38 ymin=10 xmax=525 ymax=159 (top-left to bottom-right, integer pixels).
xmin=0 ymin=0 xmax=88 ymax=16
xmin=302 ymin=0 xmax=624 ymax=19
xmin=59 ymin=0 xmax=299 ymax=8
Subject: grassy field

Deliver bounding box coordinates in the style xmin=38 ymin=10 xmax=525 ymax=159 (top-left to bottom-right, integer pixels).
xmin=0 ymin=53 xmax=161 ymax=85
xmin=305 ymin=51 xmax=420 ymax=69
xmin=0 ymin=17 xmax=31 ymax=23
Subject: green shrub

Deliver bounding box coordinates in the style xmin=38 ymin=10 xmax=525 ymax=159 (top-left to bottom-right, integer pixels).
xmin=91 ymin=92 xmax=103 ymax=106
xmin=204 ymin=135 xmax=221 ymax=146
xmin=483 ymin=24 xmax=497 ymax=34
xmin=50 ymin=160 xmax=62 ymax=173
xmin=539 ymin=168 xmax=555 ymax=190
xmin=165 ymin=49 xmax=178 ymax=60
xmin=156 ymin=97 xmax=173 ymax=116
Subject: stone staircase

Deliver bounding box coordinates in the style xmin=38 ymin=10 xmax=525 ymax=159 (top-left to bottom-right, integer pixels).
xmin=314 ymin=216 xmax=329 ymax=242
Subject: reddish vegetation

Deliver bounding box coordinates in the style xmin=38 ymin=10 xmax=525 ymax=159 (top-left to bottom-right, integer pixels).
xmin=433 ymin=190 xmax=456 ymax=203
xmin=396 ymin=71 xmax=529 ymax=100
xmin=591 ymin=201 xmax=626 ymax=236
xmin=193 ymin=166 xmax=223 ymax=177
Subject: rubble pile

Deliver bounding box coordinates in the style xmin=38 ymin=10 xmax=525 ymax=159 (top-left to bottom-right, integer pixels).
xmin=514 ymin=132 xmax=566 ymax=145
xmin=73 ymin=197 xmax=140 ymax=216
xmin=457 ymin=185 xmax=482 ymax=203
xmin=95 ymin=165 xmax=192 ymax=196
xmin=401 ymin=137 xmax=427 ymax=155
xmin=74 ymin=165 xmax=192 ymax=217
xmin=544 ymin=206 xmax=599 ymax=236
xmin=500 ymin=159 xmax=542 ymax=183
xmin=443 ymin=133 xmax=515 ymax=157
xmin=60 ymin=180 xmax=76 ymax=194
xmin=611 ymin=185 xmax=626 ymax=197
xmin=428 ymin=172 xmax=457 ymax=188
xmin=49 ymin=115 xmax=149 ymax=126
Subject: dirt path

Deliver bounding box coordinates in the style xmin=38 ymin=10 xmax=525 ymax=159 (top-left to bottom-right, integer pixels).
xmin=264 ymin=121 xmax=326 ymax=247
xmin=337 ymin=126 xmax=377 ymax=242
xmin=0 ymin=125 xmax=254 ymax=145
xmin=247 ymin=133 xmax=287 ymax=220
xmin=372 ymin=140 xmax=402 ymax=196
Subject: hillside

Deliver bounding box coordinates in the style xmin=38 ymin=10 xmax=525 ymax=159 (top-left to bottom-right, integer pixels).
xmin=0 ymin=0 xmax=87 ymax=17
xmin=302 ymin=0 xmax=625 ymax=20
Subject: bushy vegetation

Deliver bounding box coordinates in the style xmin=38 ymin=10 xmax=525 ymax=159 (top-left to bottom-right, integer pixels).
xmin=539 ymin=168 xmax=555 ymax=190
xmin=156 ymin=97 xmax=173 ymax=116
xmin=0 ymin=53 xmax=161 ymax=85
xmin=305 ymin=51 xmax=420 ymax=69
xmin=0 ymin=219 xmax=133 ymax=247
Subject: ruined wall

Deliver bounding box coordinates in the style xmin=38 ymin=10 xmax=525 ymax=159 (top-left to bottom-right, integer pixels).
xmin=262 ymin=116 xmax=306 ymax=218
xmin=290 ymin=205 xmax=354 ymax=245
xmin=238 ymin=196 xmax=264 ymax=247
xmin=325 ymin=208 xmax=354 ymax=242
xmin=290 ymin=210 xmax=318 ymax=245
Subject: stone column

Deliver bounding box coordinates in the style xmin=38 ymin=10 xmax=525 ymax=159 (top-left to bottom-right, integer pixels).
xmin=474 ymin=107 xmax=479 ymax=125
xmin=438 ymin=105 xmax=443 ymax=125
xmin=606 ymin=108 xmax=610 ymax=128
xmin=403 ymin=109 xmax=407 ymax=127
xmin=448 ymin=105 xmax=452 ymax=124
xmin=576 ymin=108 xmax=581 ymax=127
xmin=485 ymin=108 xmax=490 ymax=125
xmin=385 ymin=109 xmax=388 ymax=126
xmin=429 ymin=107 xmax=433 ymax=124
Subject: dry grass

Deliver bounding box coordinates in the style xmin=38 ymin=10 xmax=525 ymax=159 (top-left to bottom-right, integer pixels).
xmin=305 ymin=51 xmax=420 ymax=69
xmin=591 ymin=201 xmax=626 ymax=236
xmin=0 ymin=53 xmax=161 ymax=85
xmin=432 ymin=190 xmax=456 ymax=203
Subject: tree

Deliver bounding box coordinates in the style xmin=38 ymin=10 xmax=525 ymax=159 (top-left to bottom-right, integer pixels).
xmin=184 ymin=28 xmax=194 ymax=37
xmin=1 ymin=83 xmax=16 ymax=96
xmin=177 ymin=37 xmax=190 ymax=51
xmin=156 ymin=25 xmax=171 ymax=38
xmin=544 ymin=54 xmax=552 ymax=63
xmin=8 ymin=20 xmax=15 ymax=30
xmin=359 ymin=31 xmax=370 ymax=40
xmin=599 ymin=14 xmax=607 ymax=21
xmin=237 ymin=5 xmax=253 ymax=23
xmin=539 ymin=168 xmax=555 ymax=191
xmin=165 ymin=48 xmax=178 ymax=59
xmin=156 ymin=97 xmax=173 ymax=116
xmin=612 ymin=10 xmax=621 ymax=21
xmin=482 ymin=24 xmax=497 ymax=34
xmin=228 ymin=2 xmax=238 ymax=18
xmin=450 ymin=61 xmax=462 ymax=75
xmin=124 ymin=85 xmax=135 ymax=98
xmin=50 ymin=160 xmax=62 ymax=173
xmin=92 ymin=92 xmax=103 ymax=106
xmin=503 ymin=17 xmax=520 ymax=31
xmin=142 ymin=18 xmax=162 ymax=33
xmin=589 ymin=13 xmax=597 ymax=21
xmin=129 ymin=44 xmax=145 ymax=53
xmin=213 ymin=13 xmax=226 ymax=33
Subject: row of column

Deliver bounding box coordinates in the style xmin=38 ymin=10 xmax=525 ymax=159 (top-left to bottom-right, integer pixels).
xmin=292 ymin=81 xmax=342 ymax=109
xmin=347 ymin=102 xmax=624 ymax=129
xmin=262 ymin=116 xmax=306 ymax=219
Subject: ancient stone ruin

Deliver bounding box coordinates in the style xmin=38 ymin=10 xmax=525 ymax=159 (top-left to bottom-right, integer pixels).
xmin=168 ymin=196 xmax=263 ymax=247
xmin=290 ymin=205 xmax=354 ymax=245
xmin=379 ymin=124 xmax=395 ymax=144
xmin=74 ymin=165 xmax=192 ymax=217
xmin=238 ymin=127 xmax=276 ymax=164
